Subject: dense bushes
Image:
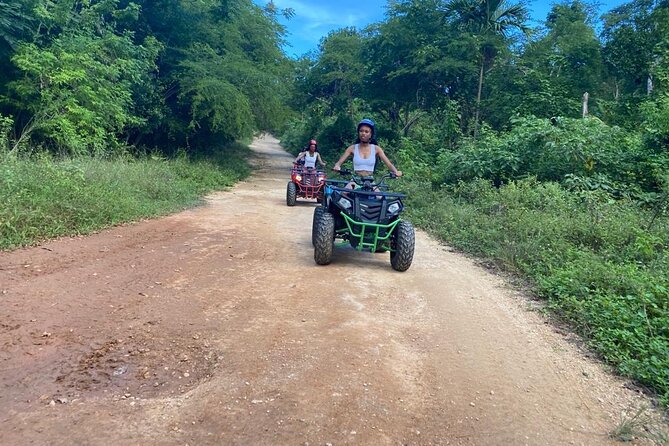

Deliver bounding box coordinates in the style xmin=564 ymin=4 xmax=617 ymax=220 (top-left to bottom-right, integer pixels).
xmin=435 ymin=116 xmax=668 ymax=197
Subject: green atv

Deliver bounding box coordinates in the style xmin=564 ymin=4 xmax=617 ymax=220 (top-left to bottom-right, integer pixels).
xmin=312 ymin=169 xmax=415 ymax=272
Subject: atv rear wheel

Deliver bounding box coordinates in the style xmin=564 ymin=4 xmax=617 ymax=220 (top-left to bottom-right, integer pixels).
xmin=286 ymin=182 xmax=297 ymax=206
xmin=390 ymin=220 xmax=415 ymax=272
xmin=314 ymin=211 xmax=335 ymax=265
xmin=312 ymin=207 xmax=324 ymax=246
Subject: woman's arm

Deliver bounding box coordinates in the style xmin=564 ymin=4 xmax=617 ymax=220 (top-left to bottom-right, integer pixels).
xmin=333 ymin=146 xmax=354 ymax=171
xmin=317 ymin=153 xmax=327 ymax=166
xmin=377 ymin=146 xmax=402 ymax=177
xmin=294 ymin=151 xmax=305 ymax=163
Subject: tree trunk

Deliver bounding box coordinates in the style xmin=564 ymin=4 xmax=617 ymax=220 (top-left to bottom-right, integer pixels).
xmin=474 ymin=58 xmax=484 ymax=138
xmin=582 ymin=92 xmax=589 ymax=118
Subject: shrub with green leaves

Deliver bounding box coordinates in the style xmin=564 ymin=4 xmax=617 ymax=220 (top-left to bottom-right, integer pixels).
xmin=10 ymin=30 xmax=160 ymax=155
xmin=0 ymin=114 xmax=13 ymax=153
xmin=436 ymin=116 xmax=668 ymax=197
xmin=640 ymin=94 xmax=669 ymax=152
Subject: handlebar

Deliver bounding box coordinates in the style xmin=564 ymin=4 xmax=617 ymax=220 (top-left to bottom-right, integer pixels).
xmin=334 ymin=168 xmax=398 ymax=191
xmin=293 ymin=163 xmax=325 ymax=172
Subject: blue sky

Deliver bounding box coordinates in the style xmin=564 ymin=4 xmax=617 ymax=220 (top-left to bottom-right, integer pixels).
xmin=263 ymin=0 xmax=630 ymax=58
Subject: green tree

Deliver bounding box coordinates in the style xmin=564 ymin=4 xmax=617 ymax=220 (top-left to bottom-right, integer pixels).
xmin=0 ymin=0 xmax=38 ymax=119
xmin=602 ymin=0 xmax=667 ymax=98
xmin=601 ymin=0 xmax=669 ymax=127
xmin=0 ymin=1 xmax=34 ymax=55
xmin=445 ymin=0 xmax=529 ymax=135
xmin=310 ymin=28 xmax=366 ymax=114
xmin=511 ymin=1 xmax=605 ymax=119
xmin=10 ymin=32 xmax=160 ymax=155
xmin=135 ymin=0 xmax=292 ymax=150
xmin=6 ymin=0 xmax=160 ymax=155
xmin=365 ymin=0 xmax=469 ymax=138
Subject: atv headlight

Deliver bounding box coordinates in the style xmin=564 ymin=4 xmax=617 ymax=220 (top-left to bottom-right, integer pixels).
xmin=387 ymin=201 xmax=402 ymax=215
xmin=338 ymin=197 xmax=352 ymax=210
xmin=295 ymin=175 xmax=302 ymax=181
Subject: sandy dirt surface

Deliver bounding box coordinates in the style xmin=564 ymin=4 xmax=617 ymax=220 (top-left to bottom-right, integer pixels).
xmin=0 ymin=135 xmax=665 ymax=445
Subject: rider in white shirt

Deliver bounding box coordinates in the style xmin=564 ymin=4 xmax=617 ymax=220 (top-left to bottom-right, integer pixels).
xmin=332 ymin=119 xmax=402 ymax=188
xmin=295 ymin=139 xmax=326 ymax=170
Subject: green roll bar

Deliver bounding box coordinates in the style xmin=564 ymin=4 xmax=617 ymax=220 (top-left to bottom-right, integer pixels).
xmin=335 ymin=213 xmax=400 ymax=253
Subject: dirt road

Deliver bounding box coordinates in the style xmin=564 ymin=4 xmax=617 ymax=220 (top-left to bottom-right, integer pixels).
xmin=0 ymin=136 xmax=661 ymax=445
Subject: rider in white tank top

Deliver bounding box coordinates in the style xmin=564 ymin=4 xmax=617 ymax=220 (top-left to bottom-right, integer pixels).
xmin=294 ymin=139 xmax=326 ymax=169
xmin=303 ymin=151 xmax=318 ymax=168
xmin=353 ymin=144 xmax=376 ymax=172
xmin=332 ymin=119 xmax=403 ymax=181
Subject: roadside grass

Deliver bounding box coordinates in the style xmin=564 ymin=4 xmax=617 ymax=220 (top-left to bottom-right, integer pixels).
xmin=610 ymin=406 xmax=669 ymax=444
xmin=403 ymin=178 xmax=669 ymax=409
xmin=0 ymin=143 xmax=251 ymax=250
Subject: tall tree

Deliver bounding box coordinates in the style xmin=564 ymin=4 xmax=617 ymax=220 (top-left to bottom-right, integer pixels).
xmin=309 ymin=28 xmax=366 ymax=113
xmin=4 ymin=0 xmax=160 ymax=155
xmin=445 ymin=0 xmax=529 ymax=135
xmin=602 ymin=0 xmax=668 ymax=98
xmin=0 ymin=0 xmax=37 ymax=116
xmin=514 ymin=1 xmax=605 ymax=119
xmin=366 ymin=0 xmax=469 ymax=138
xmin=0 ymin=1 xmax=33 ymax=55
xmin=601 ymin=0 xmax=669 ymax=127
xmin=136 ymin=0 xmax=292 ymax=149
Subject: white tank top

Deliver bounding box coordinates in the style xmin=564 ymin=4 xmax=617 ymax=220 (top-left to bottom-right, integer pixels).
xmin=353 ymin=144 xmax=376 ymax=172
xmin=304 ymin=151 xmax=317 ymax=168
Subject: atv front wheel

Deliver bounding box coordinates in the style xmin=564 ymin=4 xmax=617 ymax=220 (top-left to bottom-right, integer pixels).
xmin=390 ymin=220 xmax=415 ymax=272
xmin=312 ymin=207 xmax=324 ymax=246
xmin=286 ymin=182 xmax=297 ymax=206
xmin=314 ymin=211 xmax=335 ymax=265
